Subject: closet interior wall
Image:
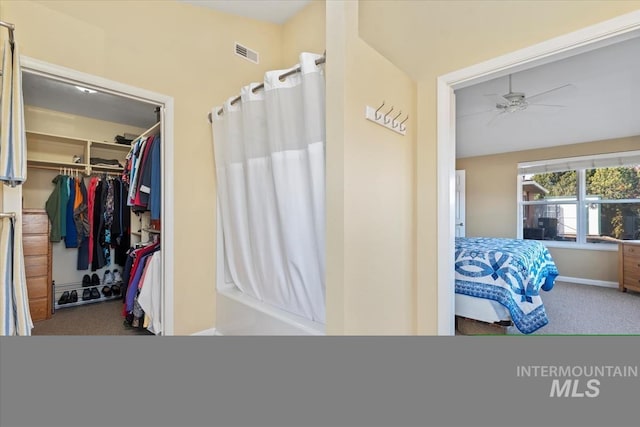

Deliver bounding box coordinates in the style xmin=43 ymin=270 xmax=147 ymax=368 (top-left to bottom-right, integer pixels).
xmin=22 ymin=96 xmax=162 ymax=330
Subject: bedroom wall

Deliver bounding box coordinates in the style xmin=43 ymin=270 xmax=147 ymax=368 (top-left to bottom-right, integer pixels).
xmin=455 ymin=135 xmax=640 ymax=284
xmin=0 ymin=0 xmax=284 ymax=334
xmin=326 ymin=1 xmax=416 ymax=334
xmin=359 ymin=0 xmax=640 ymax=333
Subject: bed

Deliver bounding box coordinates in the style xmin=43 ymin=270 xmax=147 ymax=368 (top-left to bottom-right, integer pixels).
xmin=455 ymin=237 xmax=558 ymax=334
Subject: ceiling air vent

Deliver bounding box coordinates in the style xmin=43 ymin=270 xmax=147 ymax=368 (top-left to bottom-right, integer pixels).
xmin=235 ymin=42 xmax=259 ymax=64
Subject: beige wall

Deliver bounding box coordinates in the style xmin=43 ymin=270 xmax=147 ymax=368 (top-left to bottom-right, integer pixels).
xmin=1 ymin=0 xmax=284 ymax=334
xmin=282 ymin=0 xmax=325 ymax=64
xmin=358 ymin=0 xmax=640 ymax=333
xmin=456 ymin=136 xmax=640 ymax=283
xmin=327 ymin=1 xmax=416 ymax=334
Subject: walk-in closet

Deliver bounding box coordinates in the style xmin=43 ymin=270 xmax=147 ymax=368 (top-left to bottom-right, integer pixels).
xmin=21 ymin=72 xmax=163 ymax=335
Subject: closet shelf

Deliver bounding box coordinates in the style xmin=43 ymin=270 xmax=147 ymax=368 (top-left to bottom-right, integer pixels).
xmin=27 ymin=159 xmax=84 ymax=169
xmin=26 ymin=129 xmax=131 ymax=151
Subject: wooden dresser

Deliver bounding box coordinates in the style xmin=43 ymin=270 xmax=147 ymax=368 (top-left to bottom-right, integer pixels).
xmin=618 ymin=240 xmax=640 ymax=293
xmin=22 ymin=209 xmax=52 ymax=321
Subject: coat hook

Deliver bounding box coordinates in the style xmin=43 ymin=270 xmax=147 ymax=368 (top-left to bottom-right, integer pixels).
xmin=399 ymin=115 xmax=409 ymax=132
xmin=375 ymin=101 xmax=385 ymax=120
xmin=392 ymin=110 xmax=402 ymax=128
xmin=384 ymin=106 xmax=394 ymax=124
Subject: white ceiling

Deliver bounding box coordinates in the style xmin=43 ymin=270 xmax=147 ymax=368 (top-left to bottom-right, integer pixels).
xmin=178 ymin=0 xmax=311 ymax=24
xmin=455 ymin=36 xmax=640 ymax=158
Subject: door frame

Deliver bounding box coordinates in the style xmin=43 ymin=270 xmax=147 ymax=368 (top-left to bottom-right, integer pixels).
xmin=436 ymin=10 xmax=640 ymax=335
xmin=20 ymin=56 xmax=175 ymax=335
xmin=455 ymin=170 xmax=465 ymax=238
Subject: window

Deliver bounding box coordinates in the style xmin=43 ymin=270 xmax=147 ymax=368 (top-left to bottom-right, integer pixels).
xmin=518 ymin=151 xmax=640 ymax=244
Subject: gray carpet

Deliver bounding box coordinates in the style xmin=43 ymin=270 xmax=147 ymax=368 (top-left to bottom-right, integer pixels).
xmin=31 ymin=299 xmax=153 ymax=336
xmin=508 ymin=281 xmax=640 ymax=335
xmin=33 ymin=281 xmax=640 ymax=336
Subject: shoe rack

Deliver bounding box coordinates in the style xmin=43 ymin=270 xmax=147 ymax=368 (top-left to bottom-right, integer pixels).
xmin=53 ymin=275 xmax=123 ymax=310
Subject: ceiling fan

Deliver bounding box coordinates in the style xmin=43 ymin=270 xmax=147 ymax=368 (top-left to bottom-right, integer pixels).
xmin=460 ymin=74 xmax=575 ymax=125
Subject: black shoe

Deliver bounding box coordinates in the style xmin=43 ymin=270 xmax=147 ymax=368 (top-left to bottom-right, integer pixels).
xmin=111 ymin=284 xmax=121 ymax=296
xmin=82 ymin=274 xmax=91 ymax=287
xmin=90 ymin=287 xmax=100 ymax=299
xmin=91 ymin=273 xmax=100 ymax=287
xmin=70 ymin=290 xmax=78 ymax=303
xmin=82 ymin=288 xmax=91 ymax=301
xmin=58 ymin=291 xmax=70 ymax=305
xmin=101 ymin=286 xmax=112 ymax=297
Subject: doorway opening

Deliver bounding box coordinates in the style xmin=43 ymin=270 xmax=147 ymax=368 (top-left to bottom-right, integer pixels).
xmin=437 ymin=11 xmax=640 ymax=335
xmin=20 ymin=57 xmax=175 ymax=335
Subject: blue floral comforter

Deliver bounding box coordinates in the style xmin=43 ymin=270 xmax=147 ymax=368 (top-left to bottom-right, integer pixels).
xmin=455 ymin=237 xmax=559 ymax=334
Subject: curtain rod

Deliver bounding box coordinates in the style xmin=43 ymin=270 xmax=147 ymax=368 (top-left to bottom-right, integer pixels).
xmin=208 ymin=54 xmax=326 ymax=123
xmin=0 ymin=212 xmax=16 ymax=219
xmin=0 ymin=20 xmax=15 ymax=45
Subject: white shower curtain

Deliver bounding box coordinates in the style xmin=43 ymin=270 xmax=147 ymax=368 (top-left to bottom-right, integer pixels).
xmin=0 ymin=216 xmax=33 ymax=335
xmin=211 ymin=52 xmax=325 ymax=323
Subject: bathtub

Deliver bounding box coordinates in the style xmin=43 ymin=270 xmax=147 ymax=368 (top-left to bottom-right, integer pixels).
xmin=215 ymin=285 xmax=325 ymax=335
xmin=215 ymin=207 xmax=325 ymax=336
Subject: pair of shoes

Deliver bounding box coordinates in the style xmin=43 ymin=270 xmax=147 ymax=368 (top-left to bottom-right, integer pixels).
xmin=103 ymin=270 xmax=114 ymax=286
xmin=101 ymin=285 xmax=112 ymax=297
xmin=113 ymin=269 xmax=123 ymax=284
xmin=82 ymin=274 xmax=91 ymax=287
xmin=58 ymin=291 xmax=70 ymax=305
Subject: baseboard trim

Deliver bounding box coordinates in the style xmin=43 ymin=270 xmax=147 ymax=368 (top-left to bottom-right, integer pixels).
xmin=191 ymin=327 xmax=217 ymax=336
xmin=556 ymin=275 xmax=618 ymax=289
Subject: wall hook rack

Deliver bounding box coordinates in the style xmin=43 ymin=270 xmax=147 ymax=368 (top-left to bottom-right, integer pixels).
xmin=365 ymin=102 xmax=408 ymax=136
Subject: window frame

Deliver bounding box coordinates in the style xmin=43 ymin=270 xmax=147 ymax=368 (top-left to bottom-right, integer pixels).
xmin=517 ymin=150 xmax=640 ymax=250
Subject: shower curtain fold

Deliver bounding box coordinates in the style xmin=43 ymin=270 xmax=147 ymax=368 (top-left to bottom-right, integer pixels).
xmin=211 ymin=52 xmax=325 ymax=323
xmin=1 ymin=216 xmax=33 ymax=335
xmin=0 ymin=39 xmax=27 ymax=186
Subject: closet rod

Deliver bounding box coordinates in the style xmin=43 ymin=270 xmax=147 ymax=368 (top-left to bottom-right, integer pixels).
xmin=208 ymin=54 xmax=326 ymax=123
xmin=0 ymin=20 xmax=15 ymax=45
xmin=28 ymin=164 xmax=88 ymax=174
xmin=0 ymin=212 xmax=16 ymax=219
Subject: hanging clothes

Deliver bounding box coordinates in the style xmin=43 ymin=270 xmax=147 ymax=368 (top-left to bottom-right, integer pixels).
xmin=137 ymin=249 xmax=162 ymax=334
xmin=64 ymin=176 xmax=77 ymax=248
xmin=148 ymin=135 xmax=162 ymax=220
xmin=75 ymin=177 xmax=91 ymax=270
xmin=44 ymin=174 xmax=65 ymax=241
xmin=87 ymin=176 xmax=99 ymax=266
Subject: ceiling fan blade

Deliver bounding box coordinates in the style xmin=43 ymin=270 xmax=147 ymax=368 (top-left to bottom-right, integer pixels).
xmin=486 ymin=111 xmax=508 ymax=127
xmin=527 ymin=103 xmax=566 ymax=113
xmin=526 ymin=83 xmax=575 ymax=102
xmin=458 ymin=108 xmax=496 ymax=118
